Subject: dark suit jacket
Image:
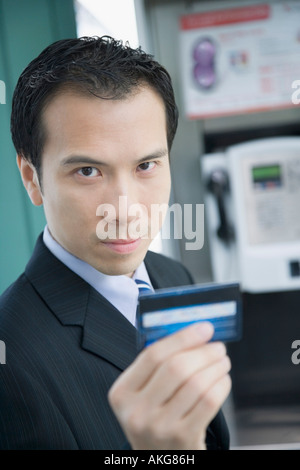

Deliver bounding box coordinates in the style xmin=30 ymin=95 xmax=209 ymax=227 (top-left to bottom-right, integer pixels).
xmin=0 ymin=234 xmax=229 ymax=449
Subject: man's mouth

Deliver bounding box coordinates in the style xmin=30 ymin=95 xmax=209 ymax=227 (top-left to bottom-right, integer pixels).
xmin=101 ymin=238 xmax=142 ymax=254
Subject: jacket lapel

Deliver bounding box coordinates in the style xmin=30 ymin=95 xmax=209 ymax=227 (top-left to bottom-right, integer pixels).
xmin=81 ymin=288 xmax=139 ymax=370
xmin=25 ymin=234 xmax=89 ymax=326
xmin=144 ymin=252 xmax=169 ymax=290
xmin=25 ymin=234 xmax=139 ymax=371
xmin=144 ymin=250 xmax=186 ymax=289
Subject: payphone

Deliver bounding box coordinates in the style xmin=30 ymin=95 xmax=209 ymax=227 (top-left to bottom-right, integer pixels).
xmin=201 ymin=137 xmax=300 ymax=418
xmin=201 ymin=137 xmax=300 ymax=293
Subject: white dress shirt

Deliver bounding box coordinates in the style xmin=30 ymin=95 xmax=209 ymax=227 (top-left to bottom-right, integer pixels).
xmin=43 ymin=226 xmax=153 ymax=327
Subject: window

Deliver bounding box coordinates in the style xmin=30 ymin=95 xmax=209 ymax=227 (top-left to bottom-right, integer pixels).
xmin=74 ymin=0 xmax=139 ymax=47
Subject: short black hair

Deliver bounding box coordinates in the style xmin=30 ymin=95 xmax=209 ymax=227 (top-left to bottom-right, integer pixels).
xmin=11 ymin=36 xmax=178 ymax=182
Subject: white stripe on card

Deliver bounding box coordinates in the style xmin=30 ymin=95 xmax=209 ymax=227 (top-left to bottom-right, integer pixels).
xmin=142 ymin=301 xmax=237 ymax=328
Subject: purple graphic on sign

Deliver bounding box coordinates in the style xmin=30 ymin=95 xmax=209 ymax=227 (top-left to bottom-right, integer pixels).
xmin=193 ymin=38 xmax=217 ymax=89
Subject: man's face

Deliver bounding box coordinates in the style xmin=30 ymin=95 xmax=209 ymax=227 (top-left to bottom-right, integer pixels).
xmin=36 ymin=87 xmax=171 ymax=276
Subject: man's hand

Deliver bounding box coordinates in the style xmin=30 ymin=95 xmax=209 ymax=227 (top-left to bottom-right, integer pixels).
xmin=108 ymin=322 xmax=231 ymax=450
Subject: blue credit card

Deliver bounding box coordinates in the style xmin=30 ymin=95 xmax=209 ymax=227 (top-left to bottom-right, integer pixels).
xmin=137 ymin=282 xmax=242 ymax=348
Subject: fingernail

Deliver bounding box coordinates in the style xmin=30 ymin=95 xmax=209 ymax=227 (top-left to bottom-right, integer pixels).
xmin=194 ymin=322 xmax=214 ymax=340
xmin=213 ymin=341 xmax=227 ymax=356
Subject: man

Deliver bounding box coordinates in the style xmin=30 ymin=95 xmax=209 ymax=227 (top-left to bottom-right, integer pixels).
xmin=0 ymin=36 xmax=231 ymax=449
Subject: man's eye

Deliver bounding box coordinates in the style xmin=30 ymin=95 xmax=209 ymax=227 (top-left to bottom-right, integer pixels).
xmin=77 ymin=167 xmax=99 ymax=177
xmin=137 ymin=161 xmax=156 ymax=172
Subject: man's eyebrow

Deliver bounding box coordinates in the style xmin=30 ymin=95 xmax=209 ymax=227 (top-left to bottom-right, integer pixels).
xmin=61 ymin=156 xmax=108 ymax=166
xmin=136 ymin=149 xmax=168 ymax=164
xmin=61 ymin=150 xmax=168 ymax=166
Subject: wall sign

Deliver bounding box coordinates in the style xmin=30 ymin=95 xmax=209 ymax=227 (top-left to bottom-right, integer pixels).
xmin=179 ymin=2 xmax=300 ymax=119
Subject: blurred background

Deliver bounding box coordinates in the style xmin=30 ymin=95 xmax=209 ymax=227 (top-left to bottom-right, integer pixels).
xmin=1 ymin=0 xmax=300 ymax=449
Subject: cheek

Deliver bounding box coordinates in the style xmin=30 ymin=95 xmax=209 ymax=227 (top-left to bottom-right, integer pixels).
xmin=43 ymin=185 xmax=96 ymax=227
xmin=143 ymin=183 xmax=171 ymax=234
xmin=156 ymin=174 xmax=171 ymax=204
xmin=148 ymin=168 xmax=171 ymax=200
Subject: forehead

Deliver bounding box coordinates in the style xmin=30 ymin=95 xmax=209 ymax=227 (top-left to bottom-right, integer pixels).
xmin=42 ymin=88 xmax=166 ymax=138
xmin=40 ymin=87 xmax=168 ymax=164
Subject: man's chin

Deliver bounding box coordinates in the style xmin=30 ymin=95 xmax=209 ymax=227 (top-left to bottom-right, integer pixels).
xmin=91 ymin=239 xmax=151 ymax=276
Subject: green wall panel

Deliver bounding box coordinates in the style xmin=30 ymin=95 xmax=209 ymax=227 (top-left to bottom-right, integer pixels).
xmin=0 ymin=0 xmax=77 ymax=294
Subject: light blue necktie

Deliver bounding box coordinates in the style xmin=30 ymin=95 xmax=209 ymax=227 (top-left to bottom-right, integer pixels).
xmin=135 ymin=279 xmax=153 ymax=295
xmin=135 ymin=280 xmax=153 ymax=328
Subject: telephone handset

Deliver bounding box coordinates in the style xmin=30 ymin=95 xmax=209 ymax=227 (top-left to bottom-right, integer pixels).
xmin=207 ymin=168 xmax=234 ymax=244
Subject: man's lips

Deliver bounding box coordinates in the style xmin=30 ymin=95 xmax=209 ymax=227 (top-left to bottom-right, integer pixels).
xmin=101 ymin=238 xmax=142 ymax=254
xmin=106 ymin=239 xmax=138 ymax=244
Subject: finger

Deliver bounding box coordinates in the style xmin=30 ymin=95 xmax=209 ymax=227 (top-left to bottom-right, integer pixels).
xmin=139 ymin=342 xmax=227 ymax=406
xmin=122 ymin=322 xmax=215 ymax=391
xmin=162 ymin=355 xmax=231 ymax=420
xmin=182 ymin=373 xmax=232 ymax=443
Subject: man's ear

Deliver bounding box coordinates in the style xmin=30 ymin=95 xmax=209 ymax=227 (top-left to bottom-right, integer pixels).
xmin=16 ymin=155 xmax=43 ymax=206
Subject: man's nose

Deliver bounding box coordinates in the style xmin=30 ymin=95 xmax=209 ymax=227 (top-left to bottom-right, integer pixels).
xmin=109 ymin=178 xmax=138 ymax=224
